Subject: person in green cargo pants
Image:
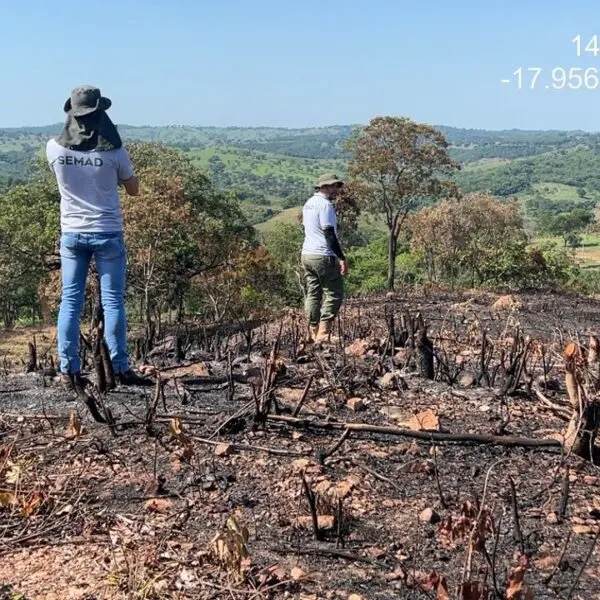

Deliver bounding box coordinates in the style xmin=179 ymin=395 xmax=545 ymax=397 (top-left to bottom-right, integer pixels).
xmin=301 ymin=173 xmax=348 ymax=342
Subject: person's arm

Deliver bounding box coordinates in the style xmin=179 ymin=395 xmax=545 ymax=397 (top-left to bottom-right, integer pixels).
xmin=117 ymin=147 xmax=139 ymax=196
xmin=320 ymin=203 xmax=348 ymax=274
xmin=323 ymin=226 xmax=345 ymax=260
xmin=121 ymin=175 xmax=139 ymax=196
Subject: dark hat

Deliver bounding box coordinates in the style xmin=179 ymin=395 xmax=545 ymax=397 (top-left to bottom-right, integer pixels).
xmin=64 ymin=85 xmax=112 ymax=116
xmin=315 ymin=173 xmax=344 ymax=188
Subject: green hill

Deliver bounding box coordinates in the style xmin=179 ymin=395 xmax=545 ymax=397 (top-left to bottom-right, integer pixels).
xmin=3 ymin=123 xmax=600 ymax=229
xmin=185 ymin=146 xmax=345 ymax=224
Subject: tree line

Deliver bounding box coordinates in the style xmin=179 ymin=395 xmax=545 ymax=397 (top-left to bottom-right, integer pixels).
xmin=0 ymin=116 xmax=598 ymax=331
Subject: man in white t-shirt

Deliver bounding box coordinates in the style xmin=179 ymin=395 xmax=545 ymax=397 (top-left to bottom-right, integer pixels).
xmin=301 ymin=173 xmax=348 ymax=342
xmin=47 ymin=85 xmax=149 ymax=404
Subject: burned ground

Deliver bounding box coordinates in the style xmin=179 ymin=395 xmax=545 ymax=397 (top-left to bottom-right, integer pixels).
xmin=1 ymin=290 xmax=600 ymax=600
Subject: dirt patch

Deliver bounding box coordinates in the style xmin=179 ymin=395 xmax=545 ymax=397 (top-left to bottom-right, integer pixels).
xmin=0 ymin=544 xmax=110 ymax=600
xmin=0 ymin=325 xmax=55 ymax=368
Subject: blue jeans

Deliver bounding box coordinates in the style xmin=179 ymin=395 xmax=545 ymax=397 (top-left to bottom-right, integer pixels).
xmin=58 ymin=232 xmax=129 ymax=374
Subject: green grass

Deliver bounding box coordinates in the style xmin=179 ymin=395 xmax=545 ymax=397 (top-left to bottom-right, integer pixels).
xmin=255 ymin=207 xmax=302 ymax=234
xmin=461 ymin=158 xmax=512 ymax=172
xmin=187 ymin=145 xmax=345 ymax=183
xmin=187 ymin=145 xmax=346 ymax=219
xmin=518 ymin=182 xmax=592 ymax=204
xmin=575 ymin=234 xmax=600 ymax=267
xmin=532 ymin=232 xmax=600 ymax=267
xmin=256 ymin=206 xmax=389 ymax=242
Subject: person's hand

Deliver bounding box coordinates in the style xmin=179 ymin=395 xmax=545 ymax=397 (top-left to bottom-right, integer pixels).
xmin=340 ymin=259 xmax=349 ymax=276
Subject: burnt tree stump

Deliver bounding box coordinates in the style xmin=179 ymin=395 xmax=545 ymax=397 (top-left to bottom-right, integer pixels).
xmin=416 ymin=315 xmax=434 ymax=380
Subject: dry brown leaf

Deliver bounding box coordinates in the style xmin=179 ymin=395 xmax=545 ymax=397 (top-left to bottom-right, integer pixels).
xmin=290 ymin=458 xmax=317 ymax=473
xmin=144 ymin=498 xmax=173 ymax=514
xmin=437 ymin=501 xmax=493 ymax=550
xmin=168 ymin=418 xmax=190 ymax=444
xmin=0 ymin=491 xmax=18 ymax=508
xmin=346 ymin=397 xmax=366 ymax=411
xmin=210 ymin=515 xmax=250 ymax=582
xmin=291 ymin=567 xmax=305 ymax=580
xmin=65 ymin=410 xmax=83 ymax=438
xmin=334 ymin=474 xmax=361 ymax=498
xmin=532 ymin=555 xmax=557 ymax=570
xmin=365 ymin=547 xmax=386 ymax=559
xmin=260 ymin=564 xmax=286 ymax=584
xmin=436 ymin=579 xmax=450 ymax=600
xmin=20 ymin=492 xmax=41 ymax=517
xmin=505 ymin=555 xmax=532 ymax=600
xmin=572 ymin=523 xmax=598 ymax=534
xmin=314 ymin=479 xmax=333 ymax=495
xmin=404 ymin=409 xmax=439 ymax=431
xmin=165 ymin=362 xmax=209 ymax=378
xmin=419 ymin=571 xmax=450 ymax=599
xmin=564 ymin=342 xmax=577 ymax=358
xmin=345 ymin=339 xmax=369 ymax=357
xmin=294 ymin=515 xmax=335 ymax=531
xmin=398 ymin=459 xmax=433 ymax=474
xmin=214 ymin=443 xmax=233 ymax=456
xmin=492 ymin=295 xmax=518 ymax=311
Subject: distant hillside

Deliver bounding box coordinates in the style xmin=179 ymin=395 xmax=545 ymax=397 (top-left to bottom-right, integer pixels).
xmin=2 ymin=123 xmax=598 ymax=162
xmin=2 ymin=123 xmax=600 ymax=227
xmin=185 ymin=146 xmax=345 ymax=224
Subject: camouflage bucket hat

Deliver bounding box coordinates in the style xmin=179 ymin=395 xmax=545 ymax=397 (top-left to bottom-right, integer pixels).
xmin=315 ymin=172 xmax=344 ymax=188
xmin=64 ymin=85 xmax=112 ymax=117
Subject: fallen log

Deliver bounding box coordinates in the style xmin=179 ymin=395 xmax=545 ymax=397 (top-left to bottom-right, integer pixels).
xmin=267 ymin=415 xmax=562 ymax=449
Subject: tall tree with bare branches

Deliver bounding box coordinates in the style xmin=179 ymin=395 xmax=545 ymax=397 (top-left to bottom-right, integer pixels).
xmin=345 ymin=116 xmax=460 ymax=290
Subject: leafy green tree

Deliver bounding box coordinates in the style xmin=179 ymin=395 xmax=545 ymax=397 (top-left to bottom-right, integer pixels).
xmin=0 ymin=173 xmax=59 ymax=326
xmin=410 ymin=193 xmax=526 ymax=287
xmin=193 ymin=246 xmax=286 ymax=323
xmin=345 ymin=117 xmax=460 ymax=290
xmin=123 ymin=142 xmax=254 ymax=327
xmin=409 ymin=192 xmax=574 ymax=289
xmin=262 ymin=222 xmax=304 ymax=304
xmin=541 ymin=208 xmax=594 ymax=247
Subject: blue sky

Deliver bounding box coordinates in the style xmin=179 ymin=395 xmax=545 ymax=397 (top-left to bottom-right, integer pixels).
xmin=2 ymin=0 xmax=600 ymax=130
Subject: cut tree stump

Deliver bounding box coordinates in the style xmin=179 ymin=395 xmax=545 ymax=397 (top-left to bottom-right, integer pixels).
xmin=563 ymin=340 xmax=600 ymax=459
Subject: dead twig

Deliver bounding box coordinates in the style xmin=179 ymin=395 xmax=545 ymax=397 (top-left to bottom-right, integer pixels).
xmin=558 ymin=466 xmax=570 ymax=522
xmin=301 ymin=474 xmax=324 ymax=541
xmin=544 ymin=530 xmax=571 ymax=585
xmin=431 ymin=441 xmax=447 ymax=509
xmin=191 ymin=436 xmax=303 ymax=457
xmin=509 ymin=476 xmax=524 ymax=555
xmin=533 ymin=388 xmax=571 ymax=420
xmin=316 ymin=428 xmax=351 ymax=465
xmin=566 ymin=527 xmax=600 ymax=600
xmin=292 ymin=374 xmax=314 ymax=417
xmin=353 ymin=460 xmax=403 ymax=495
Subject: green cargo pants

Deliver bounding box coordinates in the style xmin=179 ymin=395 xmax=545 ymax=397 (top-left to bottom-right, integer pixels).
xmin=301 ymin=254 xmax=344 ymax=326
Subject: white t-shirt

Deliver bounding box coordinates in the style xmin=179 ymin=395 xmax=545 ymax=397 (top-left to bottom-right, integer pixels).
xmin=46 ymin=139 xmax=134 ymax=233
xmin=301 ymin=192 xmax=337 ymax=256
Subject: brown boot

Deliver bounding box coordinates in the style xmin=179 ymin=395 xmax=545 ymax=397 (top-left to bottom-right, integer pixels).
xmin=315 ymin=319 xmax=336 ymax=343
xmin=309 ymin=324 xmax=320 ymax=341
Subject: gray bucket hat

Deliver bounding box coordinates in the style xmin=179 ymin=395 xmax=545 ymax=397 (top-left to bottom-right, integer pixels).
xmin=64 ymin=85 xmax=112 ymax=117
xmin=315 ymin=172 xmax=344 ymax=188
